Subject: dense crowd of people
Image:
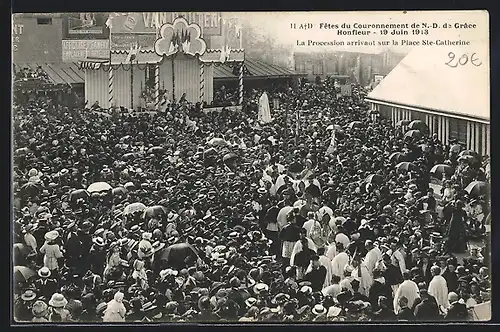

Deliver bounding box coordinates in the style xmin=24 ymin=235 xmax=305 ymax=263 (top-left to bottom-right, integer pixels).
xmin=13 ymin=77 xmax=490 ymax=323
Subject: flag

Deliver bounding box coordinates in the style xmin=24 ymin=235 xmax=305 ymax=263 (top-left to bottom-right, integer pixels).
xmin=326 ymin=130 xmax=336 ymax=155
xmin=125 ymin=44 xmax=140 ymax=63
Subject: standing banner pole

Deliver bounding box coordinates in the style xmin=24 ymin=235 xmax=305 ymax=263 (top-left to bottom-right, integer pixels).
xmin=238 ymin=61 xmax=244 ymax=105
xmin=130 ymin=59 xmax=134 ymax=110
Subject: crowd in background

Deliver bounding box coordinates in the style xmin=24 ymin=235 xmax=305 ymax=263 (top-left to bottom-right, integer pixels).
xmin=13 ymin=77 xmax=490 ymax=323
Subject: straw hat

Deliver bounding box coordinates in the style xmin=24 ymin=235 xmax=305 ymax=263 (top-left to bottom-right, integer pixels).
xmin=38 ymin=267 xmax=51 ymax=278
xmin=312 ymin=304 xmax=327 ymax=315
xmin=21 ymin=289 xmax=37 ymax=301
xmin=253 ymin=283 xmax=269 ymax=294
xmin=44 ymin=230 xmax=59 ymax=241
xmin=48 ymin=293 xmax=68 ymax=308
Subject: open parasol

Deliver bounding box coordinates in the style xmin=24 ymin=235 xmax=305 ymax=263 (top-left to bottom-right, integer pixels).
xmin=20 ymin=182 xmax=41 ymax=198
xmin=223 ymin=152 xmax=238 ymax=163
xmin=365 ymin=174 xmax=384 ymax=185
xmin=123 ymin=202 xmax=147 ymax=215
xmin=147 ymin=146 xmax=165 ymax=154
xmin=160 ymin=243 xmax=199 ymax=270
xmin=388 ymin=152 xmax=404 ymax=163
xmin=396 ymin=161 xmax=417 ymax=173
xmin=208 ymin=137 xmax=229 ymax=147
xmin=326 ymin=124 xmax=343 ymax=132
xmin=396 ymin=119 xmax=411 ymax=127
xmin=15 ymin=147 xmax=31 ymax=156
xmin=408 ymin=120 xmax=428 ymax=132
xmin=122 ymin=152 xmax=137 ymax=161
xmin=458 ymin=155 xmax=475 ymax=163
xmin=430 ymin=164 xmax=455 ymax=177
xmin=404 ymin=129 xmax=422 ymax=139
xmin=14 ymin=266 xmax=37 ymax=282
xmin=112 ymin=186 xmax=129 ymax=196
xmin=87 ymin=182 xmax=112 ymax=193
xmin=464 ymin=181 xmax=489 ymax=197
xmin=143 ymin=205 xmax=167 ymax=219
xmin=69 ymin=189 xmax=90 ymax=202
xmin=459 ymin=150 xmax=480 ymax=159
xmin=450 ymin=144 xmax=462 ymax=153
xmin=347 ymin=121 xmax=363 ymax=130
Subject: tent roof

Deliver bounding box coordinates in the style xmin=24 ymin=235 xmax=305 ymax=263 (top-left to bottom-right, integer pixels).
xmin=14 ymin=62 xmax=84 ymax=85
xmin=214 ymin=57 xmax=300 ymax=79
xmin=366 ymin=47 xmax=489 ymax=121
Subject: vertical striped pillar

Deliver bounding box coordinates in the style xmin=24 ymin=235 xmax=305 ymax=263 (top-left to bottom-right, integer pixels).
xmin=437 ymin=116 xmax=442 ymax=142
xmin=486 ymin=125 xmax=490 ymax=155
xmin=108 ymin=66 xmax=114 ymax=108
xmin=154 ymin=64 xmax=160 ymax=109
xmin=444 ymin=118 xmax=449 ymax=145
xmin=200 ymin=61 xmax=205 ymax=102
xmin=466 ymin=121 xmax=472 ymax=150
xmin=474 ymin=123 xmax=480 ymax=153
xmin=238 ymin=62 xmax=244 ymax=105
xmin=428 ymin=115 xmax=433 ymax=134
xmin=482 ymin=124 xmax=488 ymax=155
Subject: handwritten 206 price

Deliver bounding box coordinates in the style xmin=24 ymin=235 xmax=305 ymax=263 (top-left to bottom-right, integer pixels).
xmin=445 ymin=52 xmax=482 ymax=67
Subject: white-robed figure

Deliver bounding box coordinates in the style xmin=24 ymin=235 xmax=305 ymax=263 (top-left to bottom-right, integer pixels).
xmin=350 ymin=256 xmax=373 ymax=297
xmin=428 ymin=265 xmax=450 ymax=312
xmin=364 ymin=240 xmax=382 ymax=275
xmin=302 ymin=212 xmax=325 ymax=248
xmin=258 ymin=91 xmax=272 ymax=124
xmin=331 ymin=242 xmax=349 ymax=279
xmin=290 ymin=236 xmax=318 ymax=266
xmin=103 ymin=291 xmax=126 ymax=322
xmin=393 ymin=270 xmax=420 ymax=314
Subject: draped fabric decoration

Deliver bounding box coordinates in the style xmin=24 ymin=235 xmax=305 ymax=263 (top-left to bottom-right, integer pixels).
xmin=200 ymin=61 xmax=205 ymax=102
xmin=108 ymin=66 xmax=114 ymax=108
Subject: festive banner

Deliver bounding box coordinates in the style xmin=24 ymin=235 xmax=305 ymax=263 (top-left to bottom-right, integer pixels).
xmin=154 ymin=17 xmax=207 ymax=57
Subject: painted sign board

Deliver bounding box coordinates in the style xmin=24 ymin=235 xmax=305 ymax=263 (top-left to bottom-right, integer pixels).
xmin=62 ymin=40 xmax=110 ymax=62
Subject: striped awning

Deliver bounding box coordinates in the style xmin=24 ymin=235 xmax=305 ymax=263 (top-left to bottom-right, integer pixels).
xmin=13 ymin=63 xmax=84 ymax=85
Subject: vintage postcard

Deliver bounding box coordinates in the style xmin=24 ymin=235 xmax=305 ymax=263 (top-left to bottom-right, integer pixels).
xmin=12 ymin=11 xmax=490 ymax=324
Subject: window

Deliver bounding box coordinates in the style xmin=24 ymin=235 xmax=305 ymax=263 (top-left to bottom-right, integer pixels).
xmin=37 ymin=18 xmax=52 ymax=25
xmin=313 ymin=62 xmax=324 ymax=75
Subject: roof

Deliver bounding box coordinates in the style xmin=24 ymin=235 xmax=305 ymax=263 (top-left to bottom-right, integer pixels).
xmin=366 ymin=47 xmax=489 ymax=121
xmin=14 ymin=62 xmax=84 ymax=85
xmin=214 ymin=57 xmax=300 ymax=79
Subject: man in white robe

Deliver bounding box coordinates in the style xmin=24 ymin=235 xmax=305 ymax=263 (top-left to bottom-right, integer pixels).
xmin=428 ymin=265 xmax=450 ymax=312
xmin=351 ymin=256 xmax=373 ymax=297
xmin=302 ymin=213 xmax=325 ymax=248
xmin=364 ymin=240 xmax=382 ymax=275
xmin=331 ymin=243 xmax=349 ymax=279
xmin=335 ymin=232 xmax=350 ymax=250
xmin=393 ymin=270 xmax=420 ymax=314
xmin=325 ymin=241 xmax=337 ymax=261
xmin=339 ymin=265 xmax=355 ymax=293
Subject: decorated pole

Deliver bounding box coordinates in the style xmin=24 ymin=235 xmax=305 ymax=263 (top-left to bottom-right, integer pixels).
xmin=238 ymin=61 xmax=244 ymax=105
xmin=172 ymin=55 xmax=176 ymax=103
xmin=154 ymin=64 xmax=160 ymax=110
xmin=130 ymin=59 xmax=134 ymax=110
xmin=108 ymin=65 xmax=114 ymax=109
xmin=199 ymin=61 xmax=205 ymax=103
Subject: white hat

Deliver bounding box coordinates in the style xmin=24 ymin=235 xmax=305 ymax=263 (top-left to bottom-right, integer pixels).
xmin=312 ymin=304 xmax=327 ymax=315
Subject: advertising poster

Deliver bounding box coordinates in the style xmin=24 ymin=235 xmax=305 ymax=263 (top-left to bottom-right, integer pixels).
xmin=63 ymin=13 xmax=110 ymax=39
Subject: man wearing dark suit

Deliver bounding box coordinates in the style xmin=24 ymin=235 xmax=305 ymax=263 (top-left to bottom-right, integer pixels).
xmin=369 ymin=269 xmax=393 ymax=311
xmin=397 ymin=296 xmax=415 ymax=321
xmin=444 ymin=292 xmax=468 ymax=321
xmin=441 ymin=259 xmax=459 ymax=293
xmin=414 ymin=288 xmax=441 ymax=320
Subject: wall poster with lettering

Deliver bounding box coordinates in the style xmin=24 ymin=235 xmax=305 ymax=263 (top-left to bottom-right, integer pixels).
xmin=62 ymin=13 xmax=110 ymax=39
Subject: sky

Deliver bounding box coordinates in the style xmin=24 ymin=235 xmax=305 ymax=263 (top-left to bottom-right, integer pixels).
xmin=223 ymin=11 xmax=489 ymax=55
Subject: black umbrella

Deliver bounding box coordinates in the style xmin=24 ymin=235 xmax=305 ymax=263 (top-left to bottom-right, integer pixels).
xmin=305 ymin=183 xmax=321 ymax=198
xmin=112 ymin=186 xmax=129 ymax=196
xmin=223 ymin=152 xmax=238 ymax=163
xmin=21 ymin=182 xmax=41 ymax=198
xmin=396 ymin=119 xmax=411 ymax=127
xmin=388 ymin=152 xmax=404 ymax=163
xmin=143 ymin=205 xmax=167 ymax=219
xmin=14 ymin=265 xmax=36 ymax=282
xmin=408 ymin=120 xmax=428 ymax=132
xmin=147 ymin=146 xmax=165 ymax=154
xmin=160 ymin=243 xmax=199 ymax=270
xmin=365 ymin=174 xmax=384 ymax=185
xmin=69 ymin=189 xmax=90 ymax=202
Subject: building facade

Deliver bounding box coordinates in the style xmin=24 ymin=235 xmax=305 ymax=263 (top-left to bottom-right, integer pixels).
xmin=293 ymin=50 xmax=404 ymax=86
xmin=12 ymin=13 xmax=63 ymax=63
